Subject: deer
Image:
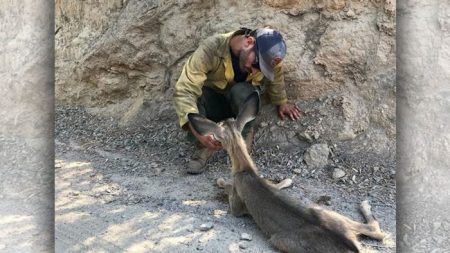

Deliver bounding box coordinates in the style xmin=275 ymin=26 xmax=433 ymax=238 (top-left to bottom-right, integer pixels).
xmin=187 ymin=92 xmax=386 ymax=253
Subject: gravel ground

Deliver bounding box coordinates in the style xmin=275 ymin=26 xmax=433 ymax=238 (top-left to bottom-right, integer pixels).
xmin=55 ymin=104 xmax=396 ymax=252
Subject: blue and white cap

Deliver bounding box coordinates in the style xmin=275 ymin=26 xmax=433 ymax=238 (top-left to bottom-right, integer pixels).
xmin=254 ymin=28 xmax=287 ymax=81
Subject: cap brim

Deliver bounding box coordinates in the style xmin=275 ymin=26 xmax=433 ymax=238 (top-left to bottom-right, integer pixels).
xmin=258 ymin=51 xmax=274 ymax=81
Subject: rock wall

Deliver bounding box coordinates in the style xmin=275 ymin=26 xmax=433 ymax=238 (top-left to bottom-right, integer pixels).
xmin=55 ymin=0 xmax=396 ymax=142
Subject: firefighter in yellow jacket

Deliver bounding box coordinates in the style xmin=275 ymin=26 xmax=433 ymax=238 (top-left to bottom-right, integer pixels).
xmin=174 ymin=27 xmax=301 ymax=174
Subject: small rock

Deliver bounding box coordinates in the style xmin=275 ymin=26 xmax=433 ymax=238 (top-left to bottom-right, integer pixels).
xmin=293 ymin=169 xmax=302 ymax=174
xmin=433 ymin=222 xmax=441 ymax=231
xmin=312 ymin=131 xmax=320 ymax=140
xmin=288 ymin=9 xmax=300 ymax=16
xmin=346 ymin=9 xmax=355 ymax=17
xmin=332 ymin=168 xmax=346 ymax=179
xmin=199 ymin=223 xmax=214 ymax=231
xmin=196 ymin=245 xmax=203 ymax=251
xmin=238 ymin=241 xmax=249 ymax=249
xmin=304 ymin=144 xmax=330 ymax=169
xmin=260 ymin=121 xmax=268 ymax=127
xmin=373 ymin=166 xmax=379 ymax=173
xmin=156 ymin=167 xmax=165 ymax=173
xmin=297 ymin=132 xmax=313 ymax=143
xmin=240 ymin=233 xmax=252 ymax=241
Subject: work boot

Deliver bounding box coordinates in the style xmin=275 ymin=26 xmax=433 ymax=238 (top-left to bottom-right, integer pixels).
xmin=186 ymin=147 xmax=214 ymax=174
xmin=244 ymin=127 xmax=255 ymax=154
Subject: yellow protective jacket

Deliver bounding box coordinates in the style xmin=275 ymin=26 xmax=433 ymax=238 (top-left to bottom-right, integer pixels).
xmin=173 ymin=31 xmax=288 ymax=128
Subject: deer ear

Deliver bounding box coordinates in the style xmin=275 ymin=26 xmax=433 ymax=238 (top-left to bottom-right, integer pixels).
xmin=187 ymin=113 xmax=223 ymax=139
xmin=236 ymin=92 xmax=260 ymax=132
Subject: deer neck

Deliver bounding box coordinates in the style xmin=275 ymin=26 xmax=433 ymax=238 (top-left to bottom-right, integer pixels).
xmin=227 ymin=136 xmax=257 ymax=174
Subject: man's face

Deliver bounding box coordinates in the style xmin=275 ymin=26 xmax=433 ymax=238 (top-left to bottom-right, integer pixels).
xmin=239 ymin=45 xmax=260 ymax=75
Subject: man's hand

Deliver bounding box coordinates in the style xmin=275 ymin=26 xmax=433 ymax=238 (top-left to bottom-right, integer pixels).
xmin=188 ymin=122 xmax=223 ymax=151
xmin=277 ymin=103 xmax=302 ymax=121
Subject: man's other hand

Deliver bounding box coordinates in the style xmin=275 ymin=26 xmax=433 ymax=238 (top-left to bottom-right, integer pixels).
xmin=277 ymin=103 xmax=302 ymax=121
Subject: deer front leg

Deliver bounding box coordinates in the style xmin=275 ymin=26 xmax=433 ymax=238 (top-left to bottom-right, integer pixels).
xmin=217 ymin=178 xmax=248 ymax=216
xmin=217 ymin=178 xmax=233 ymax=195
xmin=228 ymin=189 xmax=248 ymax=216
xmin=357 ymin=200 xmax=386 ymax=240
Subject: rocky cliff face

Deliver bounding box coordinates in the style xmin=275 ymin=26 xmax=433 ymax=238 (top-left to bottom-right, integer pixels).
xmin=55 ymin=0 xmax=395 ymax=145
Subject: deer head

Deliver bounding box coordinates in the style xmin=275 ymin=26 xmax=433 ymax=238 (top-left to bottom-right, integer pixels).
xmin=187 ymin=92 xmax=260 ymax=172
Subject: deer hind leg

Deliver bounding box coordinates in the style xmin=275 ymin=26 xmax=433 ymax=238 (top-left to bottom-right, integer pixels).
xmin=217 ymin=178 xmax=248 ymax=216
xmin=269 ymin=232 xmax=298 ymax=253
xmin=356 ymin=200 xmax=386 ymax=240
xmin=270 ymin=227 xmax=359 ymax=253
xmin=265 ymin=178 xmax=293 ymax=190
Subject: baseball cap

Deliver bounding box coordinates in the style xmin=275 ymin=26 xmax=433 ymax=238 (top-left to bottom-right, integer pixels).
xmin=254 ymin=28 xmax=287 ymax=81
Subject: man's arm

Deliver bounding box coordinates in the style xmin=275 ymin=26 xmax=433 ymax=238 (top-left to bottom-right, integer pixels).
xmin=173 ymin=43 xmax=213 ymax=128
xmin=173 ymin=42 xmax=223 ymax=150
xmin=266 ymin=63 xmax=288 ymax=106
xmin=266 ymin=63 xmax=302 ymax=121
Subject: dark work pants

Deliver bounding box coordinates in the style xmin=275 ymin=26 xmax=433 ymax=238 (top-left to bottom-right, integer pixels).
xmin=187 ymin=82 xmax=259 ymax=143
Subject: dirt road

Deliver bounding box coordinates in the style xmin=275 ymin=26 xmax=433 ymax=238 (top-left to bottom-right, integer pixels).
xmin=55 ymin=105 xmax=396 ymax=252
